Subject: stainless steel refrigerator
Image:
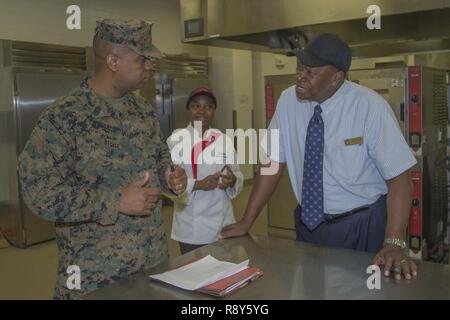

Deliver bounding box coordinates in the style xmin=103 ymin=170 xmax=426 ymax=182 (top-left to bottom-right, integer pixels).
xmin=0 ymin=66 xmax=86 ymax=247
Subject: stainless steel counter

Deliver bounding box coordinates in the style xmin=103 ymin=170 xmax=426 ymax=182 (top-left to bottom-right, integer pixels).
xmin=83 ymin=235 xmax=450 ymax=300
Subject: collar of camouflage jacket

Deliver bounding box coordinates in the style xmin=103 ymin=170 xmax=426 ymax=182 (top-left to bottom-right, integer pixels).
xmin=80 ymin=77 xmax=135 ymax=119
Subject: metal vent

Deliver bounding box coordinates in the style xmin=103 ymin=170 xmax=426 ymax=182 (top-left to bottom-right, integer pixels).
xmin=432 ymin=72 xmax=447 ymax=126
xmin=432 ymin=165 xmax=448 ymax=218
xmin=157 ymin=54 xmax=209 ymax=78
xmin=1 ymin=40 xmax=87 ymax=70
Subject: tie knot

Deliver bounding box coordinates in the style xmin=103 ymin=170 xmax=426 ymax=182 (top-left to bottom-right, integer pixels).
xmin=314 ymin=105 xmax=322 ymax=115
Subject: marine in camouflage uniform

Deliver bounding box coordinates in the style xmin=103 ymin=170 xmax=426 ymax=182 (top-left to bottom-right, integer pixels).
xmin=18 ymin=19 xmax=177 ymax=299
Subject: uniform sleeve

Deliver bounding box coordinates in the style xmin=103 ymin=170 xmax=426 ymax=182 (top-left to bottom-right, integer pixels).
xmin=164 ymin=130 xmax=195 ymax=204
xmin=163 ymin=176 xmax=195 ymax=206
xmin=225 ymin=163 xmax=243 ymax=199
xmin=149 ymin=109 xmax=172 ymax=194
xmin=366 ymin=100 xmax=417 ymax=180
xmin=157 ymin=134 xmax=173 ymax=194
xmin=18 ymin=112 xmax=120 ymax=225
xmin=260 ymin=94 xmax=287 ymax=164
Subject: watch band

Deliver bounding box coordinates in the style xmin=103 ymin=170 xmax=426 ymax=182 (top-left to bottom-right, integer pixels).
xmin=384 ymin=238 xmax=406 ymax=249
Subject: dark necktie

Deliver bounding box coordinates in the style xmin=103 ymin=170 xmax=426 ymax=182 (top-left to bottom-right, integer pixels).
xmin=301 ymin=105 xmax=324 ymax=231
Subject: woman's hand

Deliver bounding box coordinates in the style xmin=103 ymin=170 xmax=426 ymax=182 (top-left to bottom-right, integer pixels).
xmin=194 ymin=173 xmax=220 ymax=191
xmin=218 ymin=166 xmax=236 ymax=190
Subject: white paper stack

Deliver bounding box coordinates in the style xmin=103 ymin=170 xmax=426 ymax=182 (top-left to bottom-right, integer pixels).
xmin=149 ymin=255 xmax=249 ymax=291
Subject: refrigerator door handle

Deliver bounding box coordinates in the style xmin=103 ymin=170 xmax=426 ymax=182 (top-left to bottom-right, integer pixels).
xmin=155 ymin=86 xmax=164 ymax=116
xmin=163 ymin=81 xmax=173 ymax=116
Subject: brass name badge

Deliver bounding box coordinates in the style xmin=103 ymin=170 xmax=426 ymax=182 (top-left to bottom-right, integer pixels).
xmin=344 ymin=137 xmax=363 ymax=146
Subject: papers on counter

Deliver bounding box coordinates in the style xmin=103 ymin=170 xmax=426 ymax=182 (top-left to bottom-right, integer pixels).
xmin=149 ymin=255 xmax=263 ymax=296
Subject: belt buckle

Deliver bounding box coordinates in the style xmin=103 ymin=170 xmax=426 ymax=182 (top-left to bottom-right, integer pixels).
xmin=323 ymin=213 xmax=343 ymax=223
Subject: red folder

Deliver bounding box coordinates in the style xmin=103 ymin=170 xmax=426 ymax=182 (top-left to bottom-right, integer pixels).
xmin=197 ymin=267 xmax=263 ymax=297
xmin=153 ymin=257 xmax=263 ymax=297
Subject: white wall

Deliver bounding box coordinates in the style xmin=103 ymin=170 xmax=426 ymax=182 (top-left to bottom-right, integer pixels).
xmin=0 ymin=0 xmax=206 ymax=56
xmin=208 ymin=47 xmax=255 ymax=180
xmin=208 ymin=46 xmax=235 ymax=131
xmin=252 ymin=52 xmax=297 ymax=130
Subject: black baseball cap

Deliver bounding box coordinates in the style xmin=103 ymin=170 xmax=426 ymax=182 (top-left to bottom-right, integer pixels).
xmin=294 ymin=33 xmax=352 ymax=72
xmin=186 ymin=87 xmax=217 ymax=109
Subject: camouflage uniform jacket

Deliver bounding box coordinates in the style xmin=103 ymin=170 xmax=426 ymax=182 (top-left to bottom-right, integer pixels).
xmin=18 ymin=78 xmax=170 ymax=299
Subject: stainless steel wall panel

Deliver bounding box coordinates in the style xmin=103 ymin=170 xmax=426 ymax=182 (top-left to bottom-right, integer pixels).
xmin=0 ymin=67 xmax=21 ymax=246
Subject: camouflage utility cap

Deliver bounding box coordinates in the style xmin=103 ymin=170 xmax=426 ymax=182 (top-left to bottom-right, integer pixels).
xmin=95 ymin=19 xmax=163 ymax=59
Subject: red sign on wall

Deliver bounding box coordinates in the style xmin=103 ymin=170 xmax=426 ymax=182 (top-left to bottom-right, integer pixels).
xmin=265 ymin=85 xmax=275 ymax=121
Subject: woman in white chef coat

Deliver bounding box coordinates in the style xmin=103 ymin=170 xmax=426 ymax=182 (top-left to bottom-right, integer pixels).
xmin=167 ymin=87 xmax=244 ymax=254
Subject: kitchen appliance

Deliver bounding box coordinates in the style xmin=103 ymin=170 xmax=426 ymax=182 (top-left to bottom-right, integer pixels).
xmin=0 ymin=67 xmax=87 ymax=247
xmin=349 ymin=66 xmax=448 ymax=261
xmin=0 ymin=40 xmax=88 ymax=247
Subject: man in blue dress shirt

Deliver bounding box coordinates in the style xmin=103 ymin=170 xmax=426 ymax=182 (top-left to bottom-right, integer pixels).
xmin=221 ymin=33 xmax=418 ymax=281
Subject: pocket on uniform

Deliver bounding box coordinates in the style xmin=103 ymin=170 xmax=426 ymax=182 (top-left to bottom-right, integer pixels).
xmin=330 ymin=144 xmax=365 ymax=182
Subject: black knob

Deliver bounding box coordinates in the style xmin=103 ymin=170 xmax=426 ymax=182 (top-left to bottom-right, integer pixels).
xmin=412 ymin=199 xmax=419 ymax=207
xmin=411 ymin=95 xmax=419 ymax=103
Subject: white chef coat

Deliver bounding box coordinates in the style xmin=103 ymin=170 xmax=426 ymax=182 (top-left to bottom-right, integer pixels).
xmin=167 ymin=124 xmax=244 ymax=244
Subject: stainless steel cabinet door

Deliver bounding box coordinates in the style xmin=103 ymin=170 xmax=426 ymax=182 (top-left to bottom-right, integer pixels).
xmin=15 ymin=72 xmax=84 ymax=152
xmin=14 ymin=71 xmax=85 ymax=246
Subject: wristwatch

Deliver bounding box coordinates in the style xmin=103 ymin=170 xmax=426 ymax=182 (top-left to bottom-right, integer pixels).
xmin=384 ymin=238 xmax=406 ymax=249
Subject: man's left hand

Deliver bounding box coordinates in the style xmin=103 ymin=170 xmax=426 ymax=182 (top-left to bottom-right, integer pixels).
xmin=373 ymin=245 xmax=418 ymax=281
xmin=165 ymin=165 xmax=187 ymax=195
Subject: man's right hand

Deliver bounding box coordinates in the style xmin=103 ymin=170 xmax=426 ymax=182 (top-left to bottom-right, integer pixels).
xmin=219 ymin=219 xmax=251 ymax=239
xmin=119 ymin=172 xmax=161 ymax=216
xmin=219 ymin=162 xmax=286 ymax=240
